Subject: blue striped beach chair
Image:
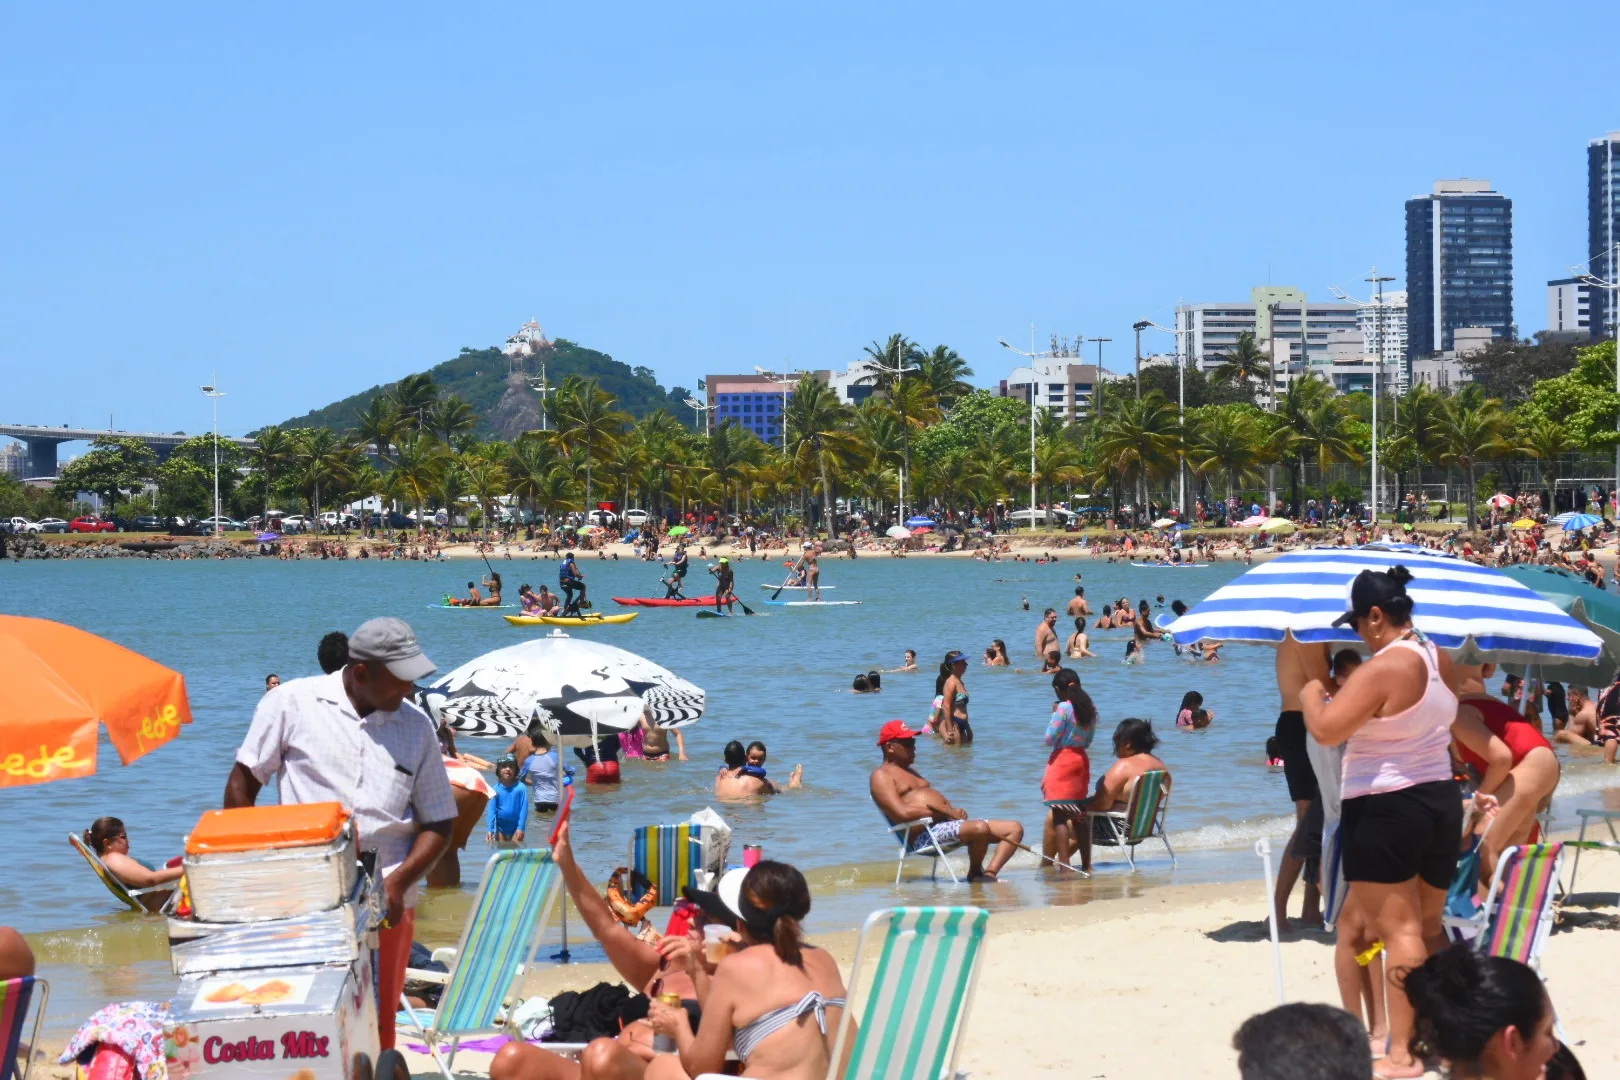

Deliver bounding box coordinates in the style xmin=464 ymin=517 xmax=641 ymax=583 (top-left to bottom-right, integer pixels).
xmin=1 ymin=976 xmax=47 ymax=1080
xmin=827 ymin=906 xmax=989 ymax=1080
xmin=1087 ymin=769 xmax=1176 ymax=869
xmin=399 ymin=849 xmax=563 ymax=1076
xmin=629 ymin=823 xmax=707 ymax=903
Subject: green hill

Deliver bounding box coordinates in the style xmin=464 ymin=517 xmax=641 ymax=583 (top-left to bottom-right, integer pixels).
xmin=273 ymin=339 xmax=698 ymax=439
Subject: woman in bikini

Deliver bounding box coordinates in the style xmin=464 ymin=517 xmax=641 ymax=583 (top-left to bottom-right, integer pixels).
xmin=931 ymin=651 xmax=973 ymax=745
xmin=647 ymin=862 xmax=847 ymax=1080
xmin=1065 ymin=618 xmax=1096 ymax=658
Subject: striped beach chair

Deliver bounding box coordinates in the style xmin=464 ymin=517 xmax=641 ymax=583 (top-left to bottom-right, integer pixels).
xmin=883 ymin=818 xmax=965 ymax=884
xmin=399 ymin=849 xmax=563 ymax=1076
xmin=2 ymin=977 xmax=48 ymax=1080
xmin=1444 ymin=843 xmax=1565 ymax=970
xmin=1087 ymin=769 xmax=1176 ymax=869
xmin=67 ymin=833 xmax=172 ymax=914
xmin=827 ymin=906 xmax=989 ymax=1080
xmin=629 ymin=822 xmax=707 ymax=902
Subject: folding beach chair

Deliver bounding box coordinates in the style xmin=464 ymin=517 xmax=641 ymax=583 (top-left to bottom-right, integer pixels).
xmin=629 ymin=822 xmax=708 ymax=902
xmin=1566 ymin=808 xmax=1620 ymax=899
xmin=883 ymin=819 xmax=965 ymax=884
xmin=399 ymin=849 xmax=564 ymax=1076
xmin=67 ymin=833 xmax=173 ymax=915
xmin=827 ymin=906 xmax=990 ymax=1080
xmin=1086 ymin=769 xmax=1176 ymax=869
xmin=1442 ymin=843 xmax=1564 ymax=970
xmin=1 ymin=976 xmax=48 ymax=1080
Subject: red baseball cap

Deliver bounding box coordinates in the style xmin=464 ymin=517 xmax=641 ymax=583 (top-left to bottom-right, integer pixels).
xmin=877 ymin=720 xmax=923 ymax=746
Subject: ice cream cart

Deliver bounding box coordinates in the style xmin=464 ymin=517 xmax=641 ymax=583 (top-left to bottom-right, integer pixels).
xmin=158 ymin=804 xmax=395 ymax=1080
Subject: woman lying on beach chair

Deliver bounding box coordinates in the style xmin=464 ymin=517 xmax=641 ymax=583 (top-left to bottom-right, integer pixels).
xmin=74 ymin=818 xmax=183 ymax=913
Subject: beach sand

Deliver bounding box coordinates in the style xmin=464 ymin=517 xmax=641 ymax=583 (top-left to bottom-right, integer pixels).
xmin=381 ymin=841 xmax=1620 ymax=1078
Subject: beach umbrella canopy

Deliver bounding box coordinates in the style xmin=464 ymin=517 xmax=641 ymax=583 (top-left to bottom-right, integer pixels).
xmin=1165 ymin=544 xmax=1604 ymax=666
xmin=1238 ymin=514 xmax=1269 ymax=527
xmin=1511 ymin=519 xmax=1538 ymax=529
xmin=1258 ymin=518 xmax=1295 ymax=533
xmin=904 ymin=516 xmax=935 ymax=528
xmin=1152 ymin=518 xmax=1176 ymax=528
xmin=1499 ymin=565 xmax=1620 ymax=687
xmin=0 ymin=615 xmax=192 ymax=788
xmin=667 ymin=525 xmax=690 ymax=536
xmin=422 ymin=631 xmax=706 ymax=742
xmin=1487 ymin=493 xmax=1515 ymax=509
xmin=256 ymin=532 xmax=281 ymax=541
xmin=1558 ymin=513 xmax=1603 ymax=532
xmin=885 ymin=526 xmax=911 ymax=539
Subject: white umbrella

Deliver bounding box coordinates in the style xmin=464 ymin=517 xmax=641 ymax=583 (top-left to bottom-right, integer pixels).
xmin=420 ymin=630 xmax=706 ymax=744
xmin=885 ymin=525 xmax=911 ymax=539
xmin=1166 ymin=543 xmax=1604 ymax=666
xmin=1152 ymin=518 xmax=1176 ymax=528
xmin=1487 ymin=493 xmax=1515 ymax=509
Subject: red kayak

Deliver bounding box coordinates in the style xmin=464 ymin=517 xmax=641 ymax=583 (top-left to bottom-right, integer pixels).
xmin=612 ymin=595 xmax=718 ymax=607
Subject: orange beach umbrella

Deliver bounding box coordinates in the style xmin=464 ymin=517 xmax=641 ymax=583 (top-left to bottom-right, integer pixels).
xmin=0 ymin=615 xmax=192 ymax=788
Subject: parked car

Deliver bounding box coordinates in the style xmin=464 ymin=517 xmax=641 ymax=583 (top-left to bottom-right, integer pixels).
xmin=69 ymin=516 xmax=117 ymax=533
xmin=35 ymin=517 xmax=69 ymax=533
xmin=197 ymin=515 xmax=244 ymax=532
xmin=4 ymin=517 xmax=35 ymax=534
xmin=133 ymin=515 xmax=166 ymax=531
xmin=319 ymin=511 xmax=359 ymax=530
xmin=165 ymin=517 xmax=208 ymax=536
xmin=622 ymin=509 xmax=651 ymax=527
xmin=1006 ymin=508 xmax=1074 ymax=526
xmin=280 ymin=515 xmax=311 ymax=532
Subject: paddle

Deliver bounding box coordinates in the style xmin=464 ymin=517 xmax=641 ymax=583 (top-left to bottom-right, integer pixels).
xmin=769 ymin=556 xmax=803 ymax=601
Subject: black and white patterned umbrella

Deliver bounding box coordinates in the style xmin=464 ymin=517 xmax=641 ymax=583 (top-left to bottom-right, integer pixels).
xmin=419 ymin=631 xmax=706 ymax=742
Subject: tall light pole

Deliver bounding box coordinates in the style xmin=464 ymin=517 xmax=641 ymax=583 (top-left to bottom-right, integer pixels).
xmin=527 ymin=359 xmax=552 ymax=431
xmin=754 ymin=366 xmax=804 ymax=454
xmin=683 ymin=397 xmax=715 ymax=435
xmin=999 ymin=333 xmax=1051 ymax=532
xmin=1366 ymin=269 xmax=1395 ymax=525
xmin=861 ymin=350 xmax=922 ymax=524
xmin=1131 ymin=321 xmax=1148 ymax=399
xmin=1576 ymin=242 xmax=1620 ymax=514
xmin=200 ymin=375 xmax=225 ymax=535
xmin=1140 ymin=320 xmax=1188 ymax=516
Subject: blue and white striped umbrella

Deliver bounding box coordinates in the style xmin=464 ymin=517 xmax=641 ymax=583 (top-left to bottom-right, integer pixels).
xmin=1167 ymin=544 xmax=1604 ymax=666
xmin=1554 ymin=512 xmax=1602 ymax=531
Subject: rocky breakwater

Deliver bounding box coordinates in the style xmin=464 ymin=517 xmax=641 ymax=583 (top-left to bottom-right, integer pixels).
xmin=3 ymin=535 xmax=260 ymax=560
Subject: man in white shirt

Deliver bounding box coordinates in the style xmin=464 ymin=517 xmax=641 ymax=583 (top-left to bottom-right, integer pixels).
xmin=224 ymin=617 xmax=455 ymax=1051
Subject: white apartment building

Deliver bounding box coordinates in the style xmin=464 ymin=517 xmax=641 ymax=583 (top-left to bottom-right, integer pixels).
xmin=1547 ymin=278 xmax=1593 ymax=338
xmin=1175 ymin=287 xmax=1361 ymax=375
xmin=1356 ymin=290 xmax=1408 ymax=368
xmin=999 ymin=362 xmax=1106 ymax=422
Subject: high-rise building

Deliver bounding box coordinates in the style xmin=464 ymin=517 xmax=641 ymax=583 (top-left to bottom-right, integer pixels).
xmin=0 ymin=441 xmax=25 ymax=479
xmin=1404 ymin=179 xmax=1513 ymax=359
xmin=1356 ymin=290 xmax=1408 ymax=370
xmin=704 ymin=374 xmax=795 ymax=445
xmin=1590 ymin=132 xmax=1620 ymax=341
xmin=1547 ymin=278 xmax=1593 ymax=339
xmin=1174 ymin=290 xmax=1361 ymax=382
xmin=998 ymin=362 xmax=1105 ymax=422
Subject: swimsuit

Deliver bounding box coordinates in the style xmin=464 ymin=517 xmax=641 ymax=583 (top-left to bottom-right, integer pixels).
xmin=732 ymin=991 xmax=846 ymax=1062
xmin=907 ymin=818 xmax=963 ymax=853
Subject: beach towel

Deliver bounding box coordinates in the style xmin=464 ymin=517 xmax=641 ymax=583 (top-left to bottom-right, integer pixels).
xmin=58 ymin=1001 xmax=170 ymax=1080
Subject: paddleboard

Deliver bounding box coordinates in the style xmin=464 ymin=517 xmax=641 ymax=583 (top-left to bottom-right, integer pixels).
xmin=504 ymin=613 xmax=639 ymax=626
xmin=757 ymin=584 xmax=835 ymax=590
xmin=1128 ymin=562 xmax=1208 ymax=568
xmin=694 ymin=610 xmax=736 ymax=619
xmin=428 ymin=603 xmax=517 ymax=609
xmin=761 ymin=600 xmax=862 ymax=607
xmin=612 ymin=595 xmax=717 ymax=607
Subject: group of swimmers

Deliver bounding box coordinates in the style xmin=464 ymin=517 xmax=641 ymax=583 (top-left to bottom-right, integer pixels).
xmin=715 ymin=739 xmax=802 ymax=798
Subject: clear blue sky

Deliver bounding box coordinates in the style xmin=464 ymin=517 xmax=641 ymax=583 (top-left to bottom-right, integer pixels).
xmin=3 ymin=2 xmax=1617 ymax=439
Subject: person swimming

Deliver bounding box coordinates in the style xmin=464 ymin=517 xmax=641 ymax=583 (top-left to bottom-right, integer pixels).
xmin=1175 ymin=691 xmax=1213 ymax=729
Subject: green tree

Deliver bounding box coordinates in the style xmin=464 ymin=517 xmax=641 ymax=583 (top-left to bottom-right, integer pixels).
xmin=53 ymin=436 xmax=156 ymax=514
xmin=388 ymin=373 xmax=441 ymax=431
xmin=1209 ymin=332 xmax=1272 ymax=390
xmin=784 ymin=375 xmax=855 ymax=536
xmin=249 ymin=426 xmax=296 ymax=521
xmin=1186 ymin=404 xmax=1266 ymax=499
xmin=353 ymin=398 xmax=403 ymax=460
xmin=1437 ymin=385 xmax=1512 ymax=531
xmin=1094 ymin=393 xmax=1177 ymax=512
xmin=551 ymin=375 xmax=631 ymax=510
xmin=1516 ymin=339 xmax=1620 ymax=453
xmin=917 ymin=344 xmax=974 ymax=408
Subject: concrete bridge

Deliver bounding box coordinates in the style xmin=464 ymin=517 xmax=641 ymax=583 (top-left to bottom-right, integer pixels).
xmin=0 ymin=424 xmax=256 ymax=478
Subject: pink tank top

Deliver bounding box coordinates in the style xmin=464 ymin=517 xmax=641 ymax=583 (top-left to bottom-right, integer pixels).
xmin=1340 ymin=635 xmax=1458 ymax=800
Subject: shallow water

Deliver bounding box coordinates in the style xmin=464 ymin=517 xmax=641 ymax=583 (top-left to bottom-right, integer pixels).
xmin=5 ymin=550 xmax=1617 ymax=1024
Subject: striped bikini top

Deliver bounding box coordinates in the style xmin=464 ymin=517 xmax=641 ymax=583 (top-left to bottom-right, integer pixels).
xmin=733 ymin=990 xmax=846 ymax=1062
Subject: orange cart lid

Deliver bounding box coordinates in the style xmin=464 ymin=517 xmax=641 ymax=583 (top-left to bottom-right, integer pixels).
xmin=186 ymin=803 xmax=350 ymax=855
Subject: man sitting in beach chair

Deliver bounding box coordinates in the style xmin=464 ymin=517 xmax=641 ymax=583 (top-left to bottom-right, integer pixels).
xmin=1085 ymin=719 xmax=1175 ymax=867
xmin=868 ymin=720 xmax=1024 ymax=881
xmin=488 ymin=822 xmax=717 ymax=1080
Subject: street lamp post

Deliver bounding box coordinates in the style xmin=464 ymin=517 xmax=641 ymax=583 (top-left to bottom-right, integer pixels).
xmin=1139 ymin=320 xmax=1188 ymax=517
xmin=999 ymin=331 xmax=1065 ymax=533
xmin=1131 ymin=321 xmax=1148 ymax=399
xmin=1577 ymin=242 xmax=1620 ymax=514
xmin=861 ymin=351 xmax=922 ymax=525
xmin=754 ymin=366 xmax=805 ymax=455
xmin=527 ymin=359 xmax=552 ymax=431
xmin=1366 ymin=270 xmax=1395 ymax=526
xmin=683 ymin=397 xmax=716 ymax=436
xmin=200 ymin=375 xmax=225 ymax=535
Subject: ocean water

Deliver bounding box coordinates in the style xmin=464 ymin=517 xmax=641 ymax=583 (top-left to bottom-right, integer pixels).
xmin=5 ymin=550 xmax=1617 ymax=1023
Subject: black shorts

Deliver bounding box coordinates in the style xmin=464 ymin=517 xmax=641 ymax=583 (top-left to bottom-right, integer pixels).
xmin=1275 ymin=711 xmax=1319 ymax=803
xmin=1340 ymin=780 xmax=1463 ymax=889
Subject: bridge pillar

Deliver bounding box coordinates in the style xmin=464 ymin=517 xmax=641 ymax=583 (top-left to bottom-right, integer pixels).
xmin=23 ymin=437 xmax=64 ymax=478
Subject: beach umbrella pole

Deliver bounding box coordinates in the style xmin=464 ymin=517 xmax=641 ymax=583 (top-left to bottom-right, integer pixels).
xmin=1255 ymin=837 xmax=1286 ymax=1004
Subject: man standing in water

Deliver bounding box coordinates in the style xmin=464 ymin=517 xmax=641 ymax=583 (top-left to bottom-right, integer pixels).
xmin=869 ymin=721 xmax=1024 ymax=880
xmin=224 ymin=617 xmax=454 ymax=1051
xmin=1034 ymin=608 xmax=1060 ymax=660
xmin=709 ymin=555 xmax=737 ymax=614
xmin=1066 ymin=587 xmax=1092 ymax=618
xmin=1273 ymin=635 xmax=1329 ymax=930
xmin=663 ymin=541 xmax=690 ymax=599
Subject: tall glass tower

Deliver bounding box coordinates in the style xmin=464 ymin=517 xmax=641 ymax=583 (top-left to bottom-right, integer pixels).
xmin=1404 ymin=180 xmax=1513 ymax=359
xmin=1591 ymin=132 xmax=1620 ymax=341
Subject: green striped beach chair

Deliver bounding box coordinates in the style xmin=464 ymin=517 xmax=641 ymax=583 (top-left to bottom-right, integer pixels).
xmin=1443 ymin=842 xmax=1565 ymax=971
xmin=2 ymin=976 xmax=48 ymax=1080
xmin=399 ymin=849 xmax=563 ymax=1077
xmin=629 ymin=822 xmax=707 ymax=902
xmin=828 ymin=906 xmax=989 ymax=1080
xmin=1087 ymin=769 xmax=1175 ymax=869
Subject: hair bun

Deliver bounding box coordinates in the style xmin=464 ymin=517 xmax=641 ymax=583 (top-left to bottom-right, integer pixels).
xmin=1387 ymin=565 xmax=1414 ymax=588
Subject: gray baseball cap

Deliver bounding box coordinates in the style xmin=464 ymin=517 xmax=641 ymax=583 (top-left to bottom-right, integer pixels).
xmin=348 ymin=617 xmax=437 ymax=682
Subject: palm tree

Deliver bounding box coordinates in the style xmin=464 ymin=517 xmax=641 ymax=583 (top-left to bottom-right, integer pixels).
xmin=460 ymin=455 xmax=510 ymax=539
xmin=1210 ymin=332 xmax=1271 ymax=389
xmin=388 ymin=373 xmax=440 ymax=431
xmin=249 ymin=425 xmax=295 ymax=522
xmin=551 ymin=375 xmax=631 ymax=511
xmin=1032 ymin=434 xmax=1085 ymax=509
xmin=1093 ymin=393 xmax=1178 ymax=514
xmin=427 ymin=396 xmax=479 ymax=443
xmin=917 ymin=345 xmax=975 ymax=408
xmin=290 ymin=427 xmax=354 ymax=527
xmin=1517 ymin=416 xmax=1577 ymax=497
xmin=1187 ymin=405 xmax=1266 ymax=500
xmin=1272 ymin=375 xmax=1343 ymax=511
xmin=391 ymin=432 xmax=447 ymax=528
xmin=506 ymin=437 xmax=562 ymax=526
xmin=1437 ymin=386 xmax=1512 ymax=531
xmin=859 ymin=334 xmax=921 ymax=393
xmin=783 ymin=375 xmax=855 ymax=536
xmin=352 ymin=398 xmax=402 ymax=461
xmin=1391 ymin=383 xmax=1449 ymax=513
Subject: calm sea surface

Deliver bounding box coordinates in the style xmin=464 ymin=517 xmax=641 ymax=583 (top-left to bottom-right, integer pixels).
xmin=5 ymin=551 xmax=1617 ymax=1023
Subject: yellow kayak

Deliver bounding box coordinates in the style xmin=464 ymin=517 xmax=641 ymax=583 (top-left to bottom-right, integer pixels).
xmin=504 ymin=612 xmax=640 ymax=627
